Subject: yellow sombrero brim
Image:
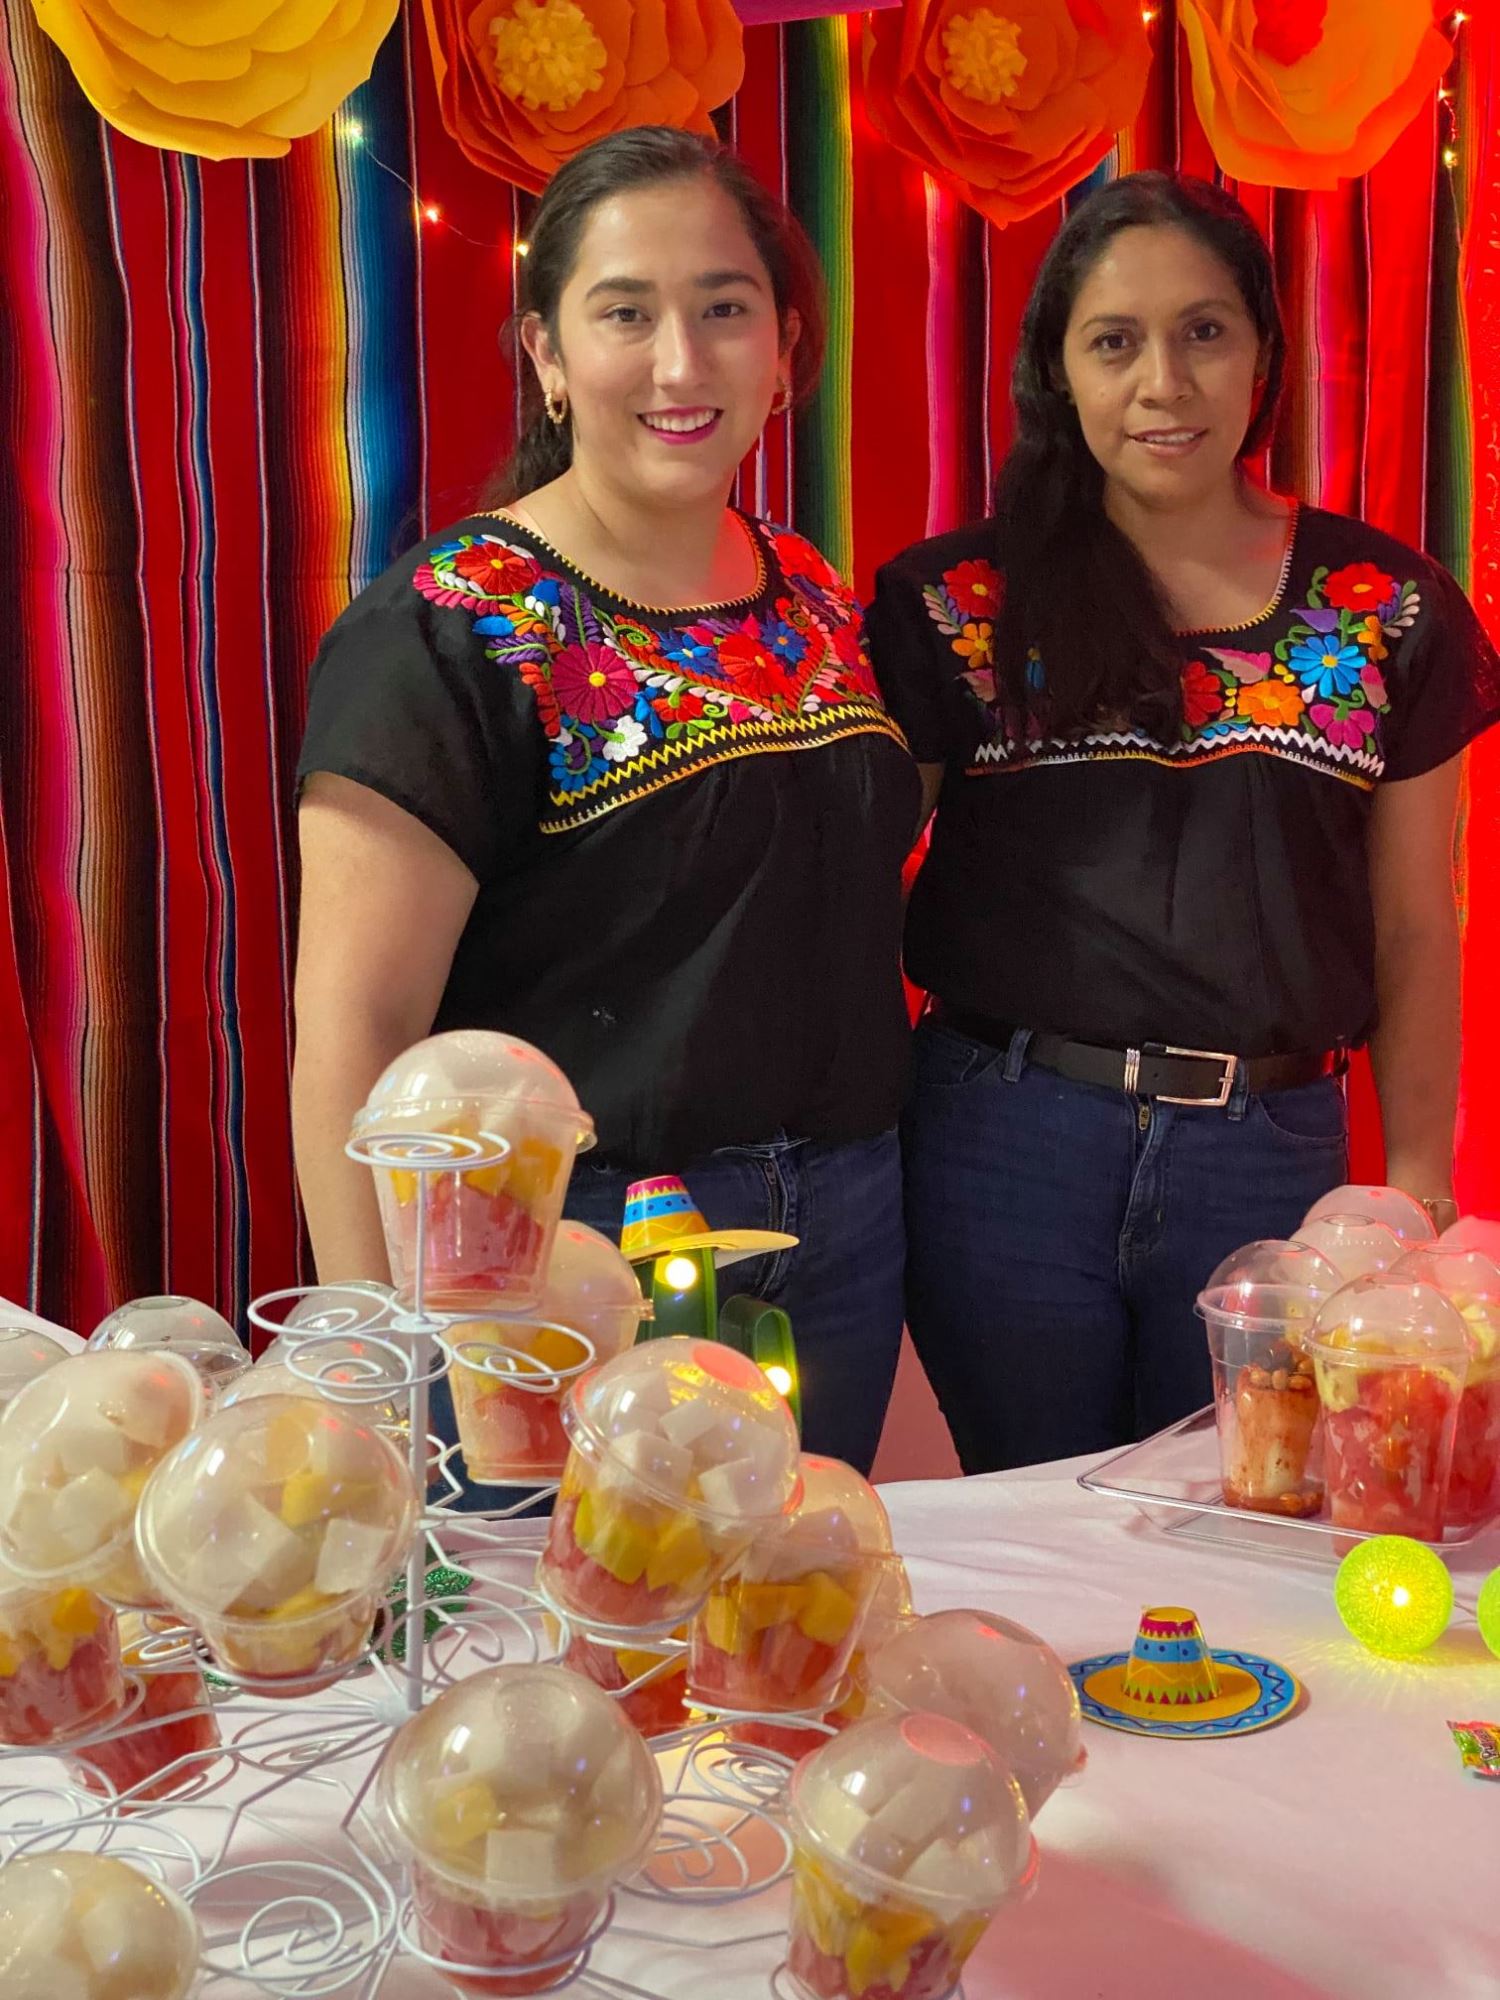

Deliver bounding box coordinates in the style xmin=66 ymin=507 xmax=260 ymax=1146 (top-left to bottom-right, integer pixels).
xmin=1083 ymin=1661 xmax=1265 ymax=1726
xmin=625 ymin=1228 xmax=798 ymax=1267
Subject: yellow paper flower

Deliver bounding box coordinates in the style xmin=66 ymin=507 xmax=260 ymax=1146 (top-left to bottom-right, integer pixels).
xmin=421 ymin=0 xmax=744 ymax=192
xmin=28 ymin=0 xmax=398 ymax=159
xmin=1179 ymin=0 xmax=1454 ymax=190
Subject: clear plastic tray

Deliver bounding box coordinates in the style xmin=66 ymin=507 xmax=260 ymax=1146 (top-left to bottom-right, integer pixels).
xmin=1078 ymin=1405 xmax=1500 ymax=1564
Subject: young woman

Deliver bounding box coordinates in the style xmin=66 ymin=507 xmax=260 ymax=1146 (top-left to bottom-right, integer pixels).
xmin=294 ymin=128 xmax=918 ymax=1475
xmin=867 ymin=172 xmax=1500 ymax=1476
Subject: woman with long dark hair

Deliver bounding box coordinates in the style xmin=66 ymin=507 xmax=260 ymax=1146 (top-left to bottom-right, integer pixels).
xmin=293 ymin=128 xmax=918 ymax=1474
xmin=867 ymin=171 xmax=1500 ymax=1475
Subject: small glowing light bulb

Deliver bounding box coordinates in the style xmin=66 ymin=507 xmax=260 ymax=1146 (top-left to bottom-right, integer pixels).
xmin=516 ymin=239 xmax=531 ymax=258
xmin=1334 ymin=1536 xmax=1453 ymax=1656
xmin=1443 ymin=147 xmax=1459 ymax=169
xmin=343 ymin=118 xmax=363 ymax=143
xmin=1141 ymin=7 xmax=1156 ymax=20
xmin=764 ymin=1364 xmax=793 ymax=1396
xmin=423 ymin=203 xmax=441 ymax=223
xmin=663 ymin=1256 xmax=699 ymax=1291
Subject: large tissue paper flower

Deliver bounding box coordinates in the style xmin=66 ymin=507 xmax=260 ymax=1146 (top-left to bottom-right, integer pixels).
xmin=420 ymin=0 xmax=744 ymax=191
xmin=28 ymin=0 xmax=398 ymax=159
xmin=1179 ymin=0 xmax=1454 ymax=190
xmin=862 ymin=0 xmax=1152 ymax=228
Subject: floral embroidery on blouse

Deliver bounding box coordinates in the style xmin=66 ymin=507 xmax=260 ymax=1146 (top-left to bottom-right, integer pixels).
xmin=412 ymin=524 xmax=905 ymax=831
xmin=946 ymin=554 xmax=1420 ymax=789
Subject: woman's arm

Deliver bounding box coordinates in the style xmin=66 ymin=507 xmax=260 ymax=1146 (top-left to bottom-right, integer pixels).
xmin=1367 ymin=753 xmax=1465 ymax=1212
xmin=293 ymin=774 xmax=479 ymax=1282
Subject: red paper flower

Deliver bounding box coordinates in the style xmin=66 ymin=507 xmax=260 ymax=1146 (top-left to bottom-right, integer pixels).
xmin=1179 ymin=0 xmax=1453 ymax=190
xmin=862 ymin=0 xmax=1152 ymax=228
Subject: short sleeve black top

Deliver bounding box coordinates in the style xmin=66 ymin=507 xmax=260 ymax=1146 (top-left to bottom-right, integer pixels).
xmin=866 ymin=505 xmax=1500 ymax=1057
xmin=298 ymin=511 xmax=920 ymax=1168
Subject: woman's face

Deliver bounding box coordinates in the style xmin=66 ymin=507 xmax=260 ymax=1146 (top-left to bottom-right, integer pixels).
xmin=1059 ymin=223 xmax=1266 ymax=515
xmin=526 ymin=176 xmax=794 ymax=511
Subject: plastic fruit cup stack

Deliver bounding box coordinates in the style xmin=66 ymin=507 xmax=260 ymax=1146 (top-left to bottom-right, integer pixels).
xmin=786 ymin=1711 xmax=1035 ymax=2000
xmin=380 ymin=1663 xmax=663 ymax=1996
xmin=0 ymin=1350 xmax=205 ymax=1610
xmin=0 ymin=1570 xmax=123 ymax=1748
xmin=88 ymin=1295 xmax=250 ymax=1397
xmin=0 ymin=1851 xmax=201 ymax=2000
xmin=539 ymin=1337 xmax=800 ymax=1633
xmin=1196 ymin=1239 xmax=1344 ymax=1518
xmin=136 ymin=1393 xmax=418 ymax=1693
xmin=688 ymin=1454 xmax=893 ymax=1717
xmin=352 ymin=1030 xmax=595 ymax=1316
xmin=1392 ymin=1245 xmax=1500 ymax=1531
xmin=1302 ymin=1184 xmax=1437 ymax=1247
xmin=448 ymin=1221 xmax=644 ymax=1484
xmin=1305 ymin=1275 xmax=1470 ymax=1540
xmin=860 ymin=1609 xmax=1083 ymax=1822
xmin=65 ymin=1614 xmax=221 ymax=1808
xmin=823 ymin=1559 xmax=916 ymax=1735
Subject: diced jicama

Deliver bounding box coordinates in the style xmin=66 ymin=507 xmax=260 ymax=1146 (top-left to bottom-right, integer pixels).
xmin=861 ymin=1768 xmax=956 ymax=1859
xmin=463 ymin=1719 xmax=555 ymax=1803
xmin=6 ymin=1956 xmax=89 ymax=2000
xmin=548 ymin=1695 xmax=627 ymax=1788
xmin=314 ymin=1516 xmax=393 ymax=1597
xmin=598 ymin=1430 xmax=693 ymax=1500
xmin=3 ymin=1863 xmax=72 ymax=1956
xmin=46 ymin=1470 xmax=134 ymax=1559
xmin=607 ymin=1371 xmax=674 ymax=1431
xmin=695 ymin=1456 xmax=771 ymax=1518
xmin=724 ymin=1412 xmax=795 ymax=1482
xmin=191 ymin=1493 xmax=315 ymax=1615
xmin=108 ymin=1372 xmax=191 ymax=1450
xmin=797 ymin=1781 xmax=871 ymax=1858
xmin=54 ymin=1414 xmax=135 ymax=1479
xmin=658 ymin=1399 xmax=729 ymax=1453
xmin=484 ymin=1826 xmax=563 ymax=1893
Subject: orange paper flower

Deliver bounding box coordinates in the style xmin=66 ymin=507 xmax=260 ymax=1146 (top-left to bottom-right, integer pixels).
xmin=861 ymin=0 xmax=1152 ymax=228
xmin=420 ymin=0 xmax=744 ymax=191
xmin=1179 ymin=0 xmax=1454 ymax=190
xmin=28 ymin=0 xmax=397 ymax=160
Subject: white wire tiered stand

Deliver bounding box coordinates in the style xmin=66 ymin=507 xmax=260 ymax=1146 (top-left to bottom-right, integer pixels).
xmin=0 ymin=1125 xmax=842 ymax=1998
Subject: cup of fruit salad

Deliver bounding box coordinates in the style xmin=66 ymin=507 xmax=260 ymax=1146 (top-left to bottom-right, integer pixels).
xmin=65 ymin=1614 xmax=221 ymax=1806
xmin=351 ymin=1031 xmax=595 ymax=1317
xmin=135 ymin=1393 xmax=418 ymax=1693
xmin=0 ymin=1350 xmax=204 ymax=1610
xmin=1392 ymin=1245 xmax=1500 ymax=1531
xmin=0 ymin=1571 xmax=123 ymax=1747
xmin=0 ymin=1852 xmax=201 ymax=2000
xmin=88 ymin=1294 xmax=250 ymax=1397
xmin=1306 ymin=1276 xmax=1470 ymax=1540
xmin=786 ymin=1711 xmax=1035 ymax=2000
xmin=448 ymin=1221 xmax=645 ymax=1485
xmin=688 ymin=1454 xmax=893 ymax=1716
xmin=558 ymin=1625 xmax=689 ymax=1739
xmin=380 ymin=1663 xmax=663 ymax=1995
xmin=539 ymin=1338 xmax=799 ymax=1634
xmin=1197 ymin=1239 xmax=1343 ymax=1519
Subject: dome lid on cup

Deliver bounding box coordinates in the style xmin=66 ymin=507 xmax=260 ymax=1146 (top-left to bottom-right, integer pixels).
xmin=89 ymin=1295 xmax=249 ymax=1391
xmin=1392 ymin=1245 xmax=1500 ymax=1361
xmin=1307 ymin=1274 xmax=1471 ymax=1363
xmin=1197 ymin=1238 xmax=1343 ymax=1323
xmin=761 ymin=1453 xmax=892 ymax=1570
xmin=379 ymin=1663 xmax=663 ymax=1901
xmin=349 ymin=1029 xmax=593 ymax=1149
xmin=0 ymin=1852 xmax=201 ymax=2000
xmin=1302 ymin=1184 xmax=1436 ymax=1245
xmin=789 ymin=1710 xmax=1035 ymax=1917
xmin=1292 ymin=1214 xmax=1406 ymax=1282
xmin=565 ymin=1336 xmax=798 ymax=1525
xmin=0 ymin=1327 xmax=69 ymax=1416
xmin=863 ymin=1608 xmax=1081 ymax=1820
xmin=223 ymin=1335 xmax=410 ymax=1429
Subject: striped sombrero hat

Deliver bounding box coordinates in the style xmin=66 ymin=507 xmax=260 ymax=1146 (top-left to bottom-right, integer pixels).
xmin=619 ymin=1176 xmax=796 ymax=1267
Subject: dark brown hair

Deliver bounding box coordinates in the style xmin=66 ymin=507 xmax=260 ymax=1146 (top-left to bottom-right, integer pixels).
xmin=992 ymin=171 xmax=1287 ymax=740
xmin=488 ymin=126 xmax=827 ymax=506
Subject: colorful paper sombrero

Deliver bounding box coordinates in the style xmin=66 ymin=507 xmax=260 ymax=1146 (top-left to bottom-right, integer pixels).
xmin=620 ymin=1176 xmax=797 ymax=1268
xmin=1068 ymin=1606 xmax=1301 ymax=1740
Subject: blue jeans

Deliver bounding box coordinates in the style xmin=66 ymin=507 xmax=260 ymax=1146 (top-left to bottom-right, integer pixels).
xmin=902 ymin=1021 xmax=1349 ymax=1475
xmin=430 ymin=1129 xmax=905 ymax=1504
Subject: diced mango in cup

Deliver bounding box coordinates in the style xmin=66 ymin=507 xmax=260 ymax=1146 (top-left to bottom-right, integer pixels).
xmin=573 ymin=1488 xmax=652 ymax=1587
xmin=642 ymin=1511 xmax=710 ymax=1593
xmin=798 ymin=1572 xmax=860 ymax=1647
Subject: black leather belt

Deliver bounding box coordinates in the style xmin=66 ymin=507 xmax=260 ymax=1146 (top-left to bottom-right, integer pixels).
xmin=926 ymin=1003 xmax=1344 ymax=1106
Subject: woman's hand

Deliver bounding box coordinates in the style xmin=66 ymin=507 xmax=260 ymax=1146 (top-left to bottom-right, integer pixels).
xmin=293 ymin=775 xmax=478 ymax=1282
xmin=1368 ymin=754 xmax=1465 ymax=1208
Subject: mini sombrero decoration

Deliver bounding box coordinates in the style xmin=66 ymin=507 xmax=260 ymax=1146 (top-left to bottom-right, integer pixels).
xmin=1068 ymin=1606 xmax=1300 ymax=1740
xmin=620 ymin=1177 xmax=797 ymax=1268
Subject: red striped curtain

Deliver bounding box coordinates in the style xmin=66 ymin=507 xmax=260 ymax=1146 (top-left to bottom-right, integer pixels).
xmin=1 ymin=1 xmax=1496 ymax=1330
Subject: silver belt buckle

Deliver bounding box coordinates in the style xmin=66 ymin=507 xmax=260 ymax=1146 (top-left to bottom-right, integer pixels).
xmin=1151 ymin=1044 xmax=1239 ymax=1107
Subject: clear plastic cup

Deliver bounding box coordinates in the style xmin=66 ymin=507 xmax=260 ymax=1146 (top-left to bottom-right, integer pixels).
xmin=449 ymin=1222 xmax=644 ymax=1483
xmin=1197 ymin=1240 xmax=1343 ymax=1518
xmin=558 ymin=1627 xmax=689 ymax=1740
xmin=380 ymin=1663 xmax=663 ymax=1995
xmin=1307 ymin=1276 xmax=1470 ymax=1539
xmin=351 ymin=1031 xmax=595 ymax=1316
xmin=0 ymin=1327 xmax=68 ymax=1415
xmin=89 ymin=1294 xmax=250 ymax=1395
xmin=0 ymin=1350 xmax=204 ymax=1608
xmin=861 ymin=1609 xmax=1082 ymax=1821
xmin=539 ymin=1338 xmax=800 ymax=1633
xmin=136 ymin=1393 xmax=418 ymax=1693
xmin=825 ymin=1557 xmax=916 ymax=1735
xmin=225 ymin=1334 xmax=410 ymax=1430
xmin=1303 ymin=1185 xmax=1437 ymax=1245
xmin=0 ymin=1851 xmax=201 ymax=2000
xmin=1393 ymin=1245 xmax=1500 ymax=1530
xmin=0 ymin=1574 xmax=123 ymax=1746
xmin=787 ymin=1711 xmax=1035 ymax=2000
xmin=66 ymin=1614 xmax=221 ymax=1807
xmin=1293 ymin=1213 xmax=1406 ymax=1282
xmin=688 ymin=1454 xmax=893 ymax=1715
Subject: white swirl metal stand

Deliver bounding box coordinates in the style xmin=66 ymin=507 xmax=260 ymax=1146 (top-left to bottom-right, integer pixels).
xmin=0 ymin=1135 xmax=833 ymax=1998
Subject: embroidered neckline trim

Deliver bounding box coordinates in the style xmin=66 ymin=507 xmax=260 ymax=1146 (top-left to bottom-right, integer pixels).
xmin=1173 ymin=500 xmax=1302 ymax=638
xmin=477 ymin=508 xmax=771 ymax=617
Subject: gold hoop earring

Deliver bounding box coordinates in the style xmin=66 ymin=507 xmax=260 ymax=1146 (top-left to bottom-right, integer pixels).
xmin=771 ymin=383 xmax=792 ymax=418
xmin=544 ymin=388 xmax=568 ymax=426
